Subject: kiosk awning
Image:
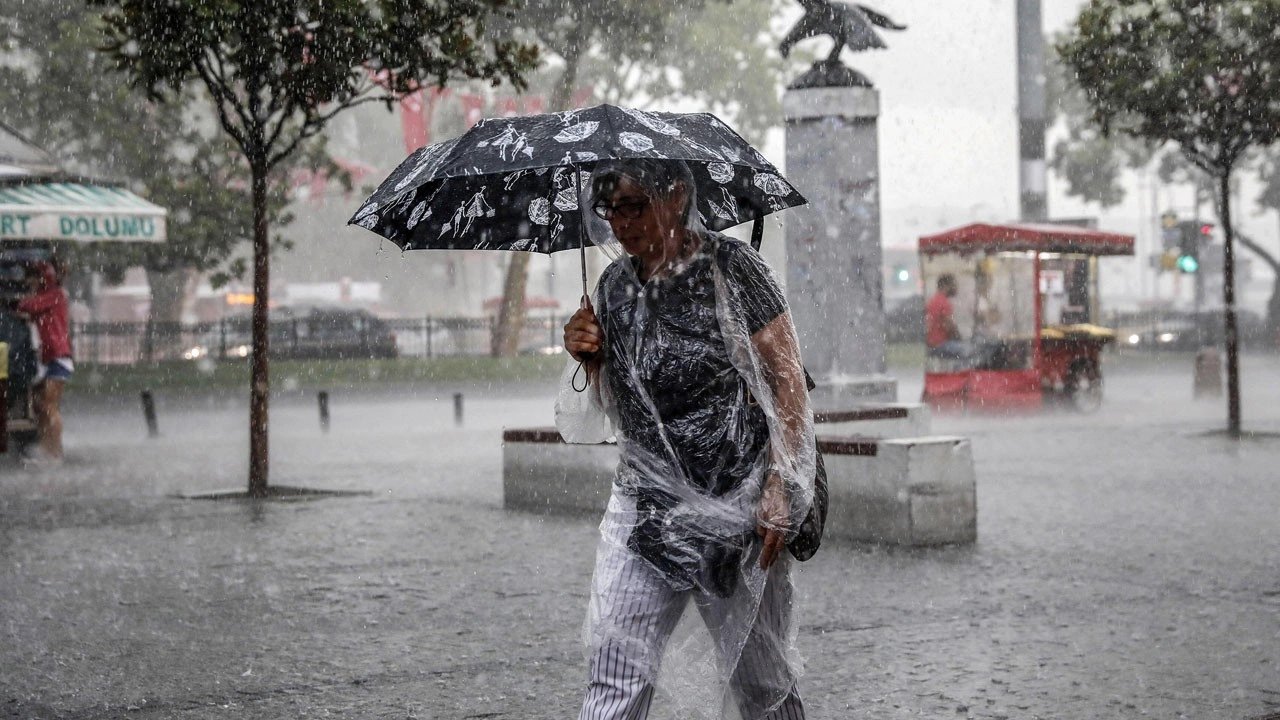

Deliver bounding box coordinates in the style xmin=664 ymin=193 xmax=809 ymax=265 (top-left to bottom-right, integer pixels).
xmin=918 ymin=223 xmax=1134 ymax=256
xmin=0 ymin=178 xmax=167 ymax=243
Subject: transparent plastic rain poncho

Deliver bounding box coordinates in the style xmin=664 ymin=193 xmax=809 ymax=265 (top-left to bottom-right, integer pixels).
xmin=555 ymin=159 xmax=816 ymax=719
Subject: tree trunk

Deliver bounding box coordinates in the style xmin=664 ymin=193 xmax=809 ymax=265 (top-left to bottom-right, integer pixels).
xmin=1218 ymin=171 xmax=1241 ymax=438
xmin=248 ymin=159 xmax=270 ymax=496
xmin=491 ymin=16 xmax=588 ymax=357
xmin=146 ymin=268 xmax=190 ymax=322
xmin=492 ymin=253 xmax=530 ymax=356
xmin=143 ymin=267 xmax=191 ymax=360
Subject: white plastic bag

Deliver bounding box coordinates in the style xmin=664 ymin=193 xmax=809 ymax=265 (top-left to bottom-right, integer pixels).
xmin=554 ymin=357 xmax=614 ymax=444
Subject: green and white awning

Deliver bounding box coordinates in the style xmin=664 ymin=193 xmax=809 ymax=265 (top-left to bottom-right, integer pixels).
xmin=0 ymin=180 xmax=167 ymax=242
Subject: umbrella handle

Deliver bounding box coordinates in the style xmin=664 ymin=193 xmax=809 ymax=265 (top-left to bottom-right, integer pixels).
xmin=576 ymin=163 xmax=590 ymax=299
xmin=575 ymin=292 xmax=596 ymax=367
xmin=572 ymin=286 xmax=594 ymax=392
xmin=574 ymin=163 xmax=597 ymax=369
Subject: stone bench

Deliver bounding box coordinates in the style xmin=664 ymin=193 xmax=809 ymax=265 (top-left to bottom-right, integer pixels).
xmin=813 ymin=403 xmax=930 ymax=438
xmin=502 ymin=423 xmax=976 ymax=547
xmin=817 ymin=434 xmax=976 ymax=546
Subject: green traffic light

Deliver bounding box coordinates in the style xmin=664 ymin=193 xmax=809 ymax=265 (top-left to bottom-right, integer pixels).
xmin=1177 ymin=254 xmax=1199 ymax=273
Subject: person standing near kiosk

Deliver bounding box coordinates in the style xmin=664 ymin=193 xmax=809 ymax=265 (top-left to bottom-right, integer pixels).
xmin=12 ymin=260 xmax=72 ymax=463
xmin=925 ymin=274 xmax=968 ymax=361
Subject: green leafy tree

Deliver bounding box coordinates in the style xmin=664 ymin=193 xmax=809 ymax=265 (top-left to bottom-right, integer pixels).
xmin=1059 ymin=0 xmax=1280 ymax=437
xmin=92 ymin=0 xmax=537 ymax=495
xmin=1046 ymin=35 xmax=1155 ymax=209
xmin=0 ymin=0 xmax=305 ymax=338
xmin=607 ymin=0 xmax=792 ymax=147
xmin=1048 ymin=31 xmax=1280 ymax=344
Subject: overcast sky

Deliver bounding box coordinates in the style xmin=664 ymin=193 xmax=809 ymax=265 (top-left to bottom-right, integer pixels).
xmin=767 ymin=0 xmax=1085 ymax=250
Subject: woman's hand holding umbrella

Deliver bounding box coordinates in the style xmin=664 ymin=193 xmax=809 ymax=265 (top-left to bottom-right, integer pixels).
xmin=563 ymin=298 xmax=602 ymax=368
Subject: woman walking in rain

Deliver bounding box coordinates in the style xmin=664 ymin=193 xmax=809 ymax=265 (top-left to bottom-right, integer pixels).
xmin=559 ymin=158 xmax=816 ymax=720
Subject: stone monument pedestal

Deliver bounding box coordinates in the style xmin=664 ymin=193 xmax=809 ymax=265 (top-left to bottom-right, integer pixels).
xmin=783 ymin=81 xmax=896 ymax=406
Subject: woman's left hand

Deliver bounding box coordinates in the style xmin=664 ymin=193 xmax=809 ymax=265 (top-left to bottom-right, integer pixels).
xmin=756 ymin=472 xmax=790 ymax=570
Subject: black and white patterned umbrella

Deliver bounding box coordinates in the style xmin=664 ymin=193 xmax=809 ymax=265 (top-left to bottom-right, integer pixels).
xmin=347 ymin=104 xmax=806 ymax=255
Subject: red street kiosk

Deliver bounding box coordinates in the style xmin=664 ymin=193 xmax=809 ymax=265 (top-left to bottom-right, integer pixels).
xmin=917 ymin=222 xmax=1135 ymax=412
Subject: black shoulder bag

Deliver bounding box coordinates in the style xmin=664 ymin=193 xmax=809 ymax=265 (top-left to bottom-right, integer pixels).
xmin=785 ymin=369 xmax=828 ymax=561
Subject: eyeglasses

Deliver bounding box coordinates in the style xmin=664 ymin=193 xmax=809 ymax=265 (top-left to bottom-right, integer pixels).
xmin=591 ymin=198 xmax=650 ymax=221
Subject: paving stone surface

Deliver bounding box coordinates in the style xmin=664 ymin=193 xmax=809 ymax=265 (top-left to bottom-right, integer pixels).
xmin=2 ymin=355 xmax=1279 ymax=719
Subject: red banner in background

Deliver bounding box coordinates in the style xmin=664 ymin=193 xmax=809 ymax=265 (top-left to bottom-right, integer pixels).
xmin=300 ymin=85 xmax=593 ymax=203
xmin=291 ymin=156 xmax=378 ymax=204
xmin=398 ymin=91 xmax=428 ymax=151
xmin=399 ymin=86 xmax=594 ymax=153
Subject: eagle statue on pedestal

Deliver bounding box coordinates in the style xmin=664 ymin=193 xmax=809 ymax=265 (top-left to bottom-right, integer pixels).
xmin=780 ymin=0 xmax=907 ymax=62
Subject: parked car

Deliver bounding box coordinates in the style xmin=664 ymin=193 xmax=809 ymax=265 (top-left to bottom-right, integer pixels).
xmin=285 ymin=307 xmax=398 ymax=359
xmin=186 ymin=307 xmax=397 ymax=361
xmin=1115 ymin=319 xmax=1202 ymax=351
xmin=885 ymin=294 xmax=925 ymax=344
xmin=1112 ymin=309 xmax=1268 ymax=352
xmin=183 ymin=308 xmax=292 ymax=361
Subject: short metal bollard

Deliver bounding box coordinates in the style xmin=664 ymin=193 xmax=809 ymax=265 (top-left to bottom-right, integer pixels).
xmin=453 ymin=392 xmax=464 ymax=426
xmin=318 ymin=391 xmax=330 ymax=433
xmin=140 ymin=390 xmax=159 ymax=438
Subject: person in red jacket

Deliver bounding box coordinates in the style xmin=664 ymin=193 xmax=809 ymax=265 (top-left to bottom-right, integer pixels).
xmin=14 ymin=261 xmax=73 ymax=462
xmin=925 ymin=273 xmax=968 ymax=360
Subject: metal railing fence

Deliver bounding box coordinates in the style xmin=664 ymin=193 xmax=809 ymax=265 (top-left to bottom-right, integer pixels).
xmin=70 ymin=315 xmax=570 ymax=365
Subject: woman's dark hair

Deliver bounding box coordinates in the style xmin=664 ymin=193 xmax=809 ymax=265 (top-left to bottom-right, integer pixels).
xmin=591 ymin=159 xmax=695 ymax=221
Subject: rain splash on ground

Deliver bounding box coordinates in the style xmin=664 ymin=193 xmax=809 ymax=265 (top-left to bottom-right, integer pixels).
xmin=2 ymin=353 xmax=1279 ymax=719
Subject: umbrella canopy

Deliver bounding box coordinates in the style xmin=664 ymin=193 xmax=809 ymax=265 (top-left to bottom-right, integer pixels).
xmin=348 ymin=104 xmax=805 ymax=254
xmin=0 ymin=176 xmax=167 ymax=243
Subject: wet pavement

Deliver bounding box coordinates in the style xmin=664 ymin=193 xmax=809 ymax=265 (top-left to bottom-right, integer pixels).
xmin=3 ymin=354 xmax=1280 ymax=719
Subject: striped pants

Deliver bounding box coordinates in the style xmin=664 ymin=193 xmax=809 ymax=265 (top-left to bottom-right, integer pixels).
xmin=578 ymin=527 xmax=805 ymax=720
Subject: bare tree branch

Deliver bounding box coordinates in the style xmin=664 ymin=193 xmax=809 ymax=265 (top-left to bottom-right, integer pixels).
xmin=1232 ymin=232 xmax=1280 ymax=274
xmin=194 ymin=61 xmax=250 ymax=154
